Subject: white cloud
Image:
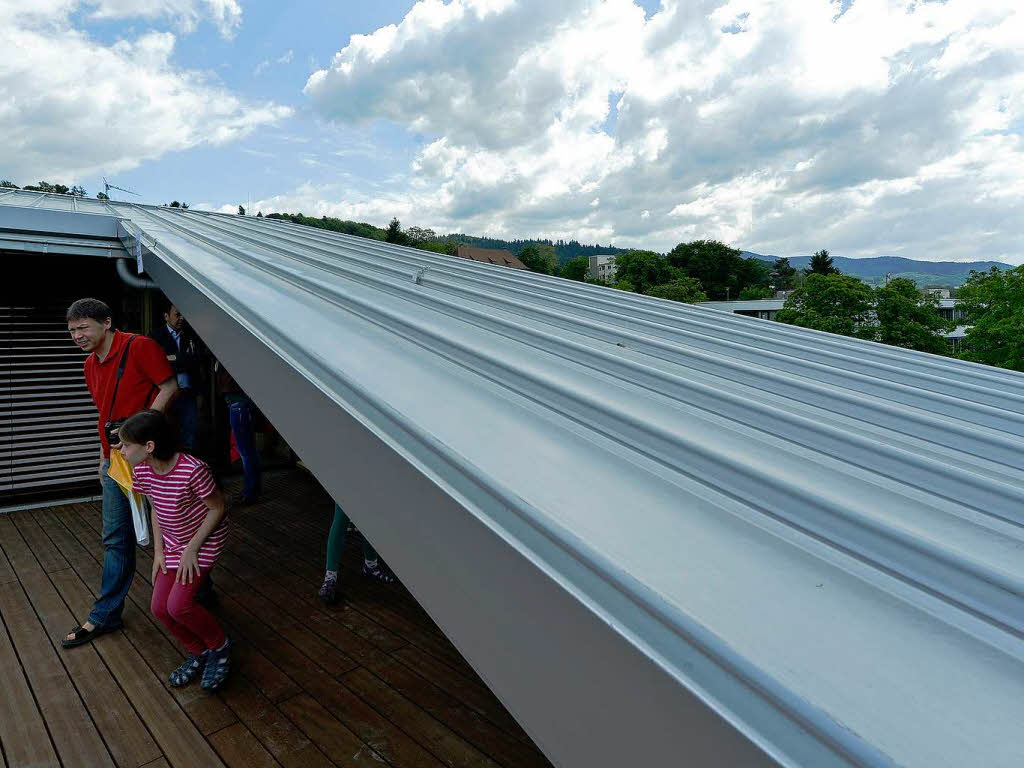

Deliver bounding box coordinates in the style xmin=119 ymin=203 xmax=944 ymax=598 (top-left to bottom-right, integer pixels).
xmin=0 ymin=3 xmax=291 ymax=183
xmin=83 ymin=0 xmax=242 ymax=38
xmin=255 ymin=48 xmax=294 ymax=76
xmin=293 ymin=0 xmax=1024 ymax=263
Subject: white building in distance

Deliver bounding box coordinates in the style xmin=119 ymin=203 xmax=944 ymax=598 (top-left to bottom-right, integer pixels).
xmin=588 ymin=254 xmax=618 ymax=283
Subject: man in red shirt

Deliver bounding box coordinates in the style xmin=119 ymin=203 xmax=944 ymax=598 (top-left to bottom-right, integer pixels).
xmin=62 ymin=298 xmax=177 ymax=648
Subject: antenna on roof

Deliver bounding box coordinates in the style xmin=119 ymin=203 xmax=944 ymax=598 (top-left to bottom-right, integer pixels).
xmin=102 ymin=176 xmax=140 ymax=200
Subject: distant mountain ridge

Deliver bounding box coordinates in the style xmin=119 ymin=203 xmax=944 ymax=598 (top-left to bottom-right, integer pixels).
xmin=742 ymin=252 xmax=1011 ymax=287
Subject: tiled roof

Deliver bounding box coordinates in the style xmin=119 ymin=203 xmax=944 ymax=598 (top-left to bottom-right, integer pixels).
xmin=454 ymin=245 xmax=527 ymax=269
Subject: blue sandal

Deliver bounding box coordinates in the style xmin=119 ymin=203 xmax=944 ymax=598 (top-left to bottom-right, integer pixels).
xmin=169 ymin=651 xmax=208 ymax=687
xmin=201 ymin=638 xmax=231 ymax=691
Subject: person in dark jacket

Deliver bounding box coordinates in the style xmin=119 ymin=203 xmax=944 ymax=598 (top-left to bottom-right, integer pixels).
xmin=151 ymin=303 xmax=205 ymax=453
xmin=214 ymin=359 xmax=261 ymax=504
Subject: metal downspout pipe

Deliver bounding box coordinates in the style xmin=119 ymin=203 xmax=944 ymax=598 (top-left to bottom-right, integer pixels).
xmin=115 ymin=256 xmax=159 ymax=290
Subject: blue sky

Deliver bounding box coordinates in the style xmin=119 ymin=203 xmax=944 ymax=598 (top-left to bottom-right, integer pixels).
xmin=68 ymin=2 xmax=435 ymax=210
xmin=3 ymin=0 xmax=1023 ymax=263
xmin=72 ymin=0 xmax=664 ymax=213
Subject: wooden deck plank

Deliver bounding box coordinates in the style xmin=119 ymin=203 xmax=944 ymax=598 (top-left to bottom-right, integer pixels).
xmin=19 ymin=566 xmax=163 ymax=768
xmin=48 ymin=567 xmax=227 ymax=768
xmin=0 ymin=538 xmax=16 ymax=586
xmin=257 ymin=489 xmax=438 ymax=625
xmin=23 ymin=509 xmax=176 ymax=768
xmin=216 ymin=674 xmax=334 ymax=768
xmin=227 ymin=524 xmax=410 ymax=652
xmin=41 ymin=506 xmax=333 ymax=768
xmin=392 ymin=646 xmax=525 ymax=740
xmin=229 ymin=528 xmax=413 ymax=659
xmin=341 ymin=666 xmax=502 ymax=768
xmin=226 ymin=501 xmax=540 ymax=755
xmin=238 ymin=511 xmax=477 ymax=677
xmin=207 ymin=722 xmax=281 ymax=768
xmin=11 ymin=470 xmax=551 ymax=768
xmin=78 ymin=514 xmax=334 ymax=720
xmin=200 ymin=558 xmax=446 ymax=768
xmin=286 ymin=661 xmax=446 ymax=768
xmin=45 ymin=504 xmax=239 ymax=738
xmin=251 ymin=477 xmax=441 ymax=623
xmin=11 ymin=509 xmax=70 ymax=574
xmin=232 ymin=514 xmax=480 ymax=696
xmin=230 ymin=640 xmax=303 ymax=704
xmin=278 ymin=694 xmax=386 ymax=768
xmin=221 ymin=544 xmax=548 ymax=765
xmin=60 ymin=504 xmax=240 ymax=736
xmin=0 ymin=581 xmax=115 ymax=768
xmin=0 ymin=586 xmax=60 ymax=768
xmin=357 ymin=657 xmax=550 ymax=768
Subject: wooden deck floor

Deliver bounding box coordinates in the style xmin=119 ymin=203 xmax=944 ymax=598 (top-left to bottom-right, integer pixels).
xmin=0 ymin=470 xmax=552 ymax=768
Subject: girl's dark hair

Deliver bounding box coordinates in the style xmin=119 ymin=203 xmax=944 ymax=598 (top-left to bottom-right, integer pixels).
xmin=119 ymin=409 xmax=178 ymax=460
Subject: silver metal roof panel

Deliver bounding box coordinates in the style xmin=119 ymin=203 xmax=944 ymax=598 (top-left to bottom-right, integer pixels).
xmin=3 ymin=189 xmax=1024 ymax=767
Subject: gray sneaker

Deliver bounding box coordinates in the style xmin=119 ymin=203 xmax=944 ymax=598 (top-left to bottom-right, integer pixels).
xmin=318 ymin=572 xmax=341 ymax=605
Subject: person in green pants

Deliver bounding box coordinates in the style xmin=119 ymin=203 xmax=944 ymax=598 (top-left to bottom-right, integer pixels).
xmin=319 ymin=503 xmax=395 ymax=604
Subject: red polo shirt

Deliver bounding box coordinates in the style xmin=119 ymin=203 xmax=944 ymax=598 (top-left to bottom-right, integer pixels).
xmin=84 ymin=330 xmax=174 ymax=457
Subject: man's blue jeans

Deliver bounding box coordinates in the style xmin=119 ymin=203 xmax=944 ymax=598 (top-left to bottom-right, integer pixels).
xmin=228 ymin=396 xmax=261 ymax=500
xmin=88 ymin=460 xmax=136 ymax=629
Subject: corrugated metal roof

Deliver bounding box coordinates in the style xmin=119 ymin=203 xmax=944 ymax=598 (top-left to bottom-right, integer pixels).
xmin=3 ymin=189 xmax=1024 ymax=767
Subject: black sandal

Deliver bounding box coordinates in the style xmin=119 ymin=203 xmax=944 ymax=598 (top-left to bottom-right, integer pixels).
xmin=61 ymin=622 xmax=119 ymax=649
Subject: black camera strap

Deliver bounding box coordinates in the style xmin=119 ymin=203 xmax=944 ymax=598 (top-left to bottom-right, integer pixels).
xmin=106 ymin=334 xmax=137 ymax=419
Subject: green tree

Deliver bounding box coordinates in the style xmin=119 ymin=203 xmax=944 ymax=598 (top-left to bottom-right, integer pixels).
xmin=772 ymin=257 xmax=797 ymax=290
xmin=415 ymin=240 xmax=457 ymax=255
xmin=257 ymin=211 xmax=263 ymax=218
xmin=614 ymin=250 xmax=676 ymax=294
xmin=647 ymin=277 xmax=708 ymax=303
xmin=537 ymin=244 xmax=559 ymax=274
xmin=23 ymin=181 xmax=69 ymax=194
xmin=776 ymin=273 xmax=876 ymax=339
xmin=667 ymin=240 xmax=769 ymax=299
xmin=385 ymin=217 xmax=406 ymax=244
xmin=96 ymin=191 xmax=109 ymax=200
xmin=956 ymin=266 xmax=1024 ymax=371
xmin=238 ymin=205 xmax=246 ymax=216
xmin=873 ymin=278 xmax=951 ymax=354
xmin=0 ymin=180 xmax=19 ymax=189
xmin=738 ymin=284 xmax=773 ymax=300
xmin=405 ymin=226 xmax=436 ymax=245
xmin=517 ymin=245 xmax=554 ymax=275
xmin=69 ymin=185 xmax=86 ymax=197
xmin=559 ymin=255 xmax=590 ymax=281
xmin=612 ymin=279 xmax=637 ymax=292
xmin=804 ymin=249 xmax=840 ymax=275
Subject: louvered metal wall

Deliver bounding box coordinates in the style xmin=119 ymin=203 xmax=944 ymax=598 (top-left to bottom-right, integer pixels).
xmin=1 ymin=303 xmax=100 ymax=504
xmin=2 ymin=249 xmax=146 ymax=508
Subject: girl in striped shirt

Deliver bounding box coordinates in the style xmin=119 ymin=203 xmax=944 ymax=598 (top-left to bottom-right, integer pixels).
xmin=119 ymin=409 xmax=231 ymax=691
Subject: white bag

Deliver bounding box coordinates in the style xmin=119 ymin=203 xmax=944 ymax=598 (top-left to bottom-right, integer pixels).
xmin=130 ymin=492 xmax=151 ymax=547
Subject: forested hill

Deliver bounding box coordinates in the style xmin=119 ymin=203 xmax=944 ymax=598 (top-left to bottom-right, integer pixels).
xmin=263 ymin=213 xmax=626 ymax=264
xmin=264 ymin=211 xmax=1011 ymax=284
xmin=444 ymin=234 xmax=627 ymax=262
xmin=744 ymin=252 xmax=1011 ymax=286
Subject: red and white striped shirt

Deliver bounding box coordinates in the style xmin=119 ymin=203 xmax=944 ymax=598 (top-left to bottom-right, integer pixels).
xmin=133 ymin=454 xmax=227 ymax=569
